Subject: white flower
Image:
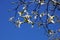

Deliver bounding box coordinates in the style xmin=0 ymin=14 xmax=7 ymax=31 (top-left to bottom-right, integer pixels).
xmin=18 ymin=11 xmax=23 ymax=16
xmin=15 ymin=18 xmax=23 ymax=28
xmin=48 ymin=14 xmax=55 ymax=23
xmin=9 ymin=17 xmax=14 ymax=21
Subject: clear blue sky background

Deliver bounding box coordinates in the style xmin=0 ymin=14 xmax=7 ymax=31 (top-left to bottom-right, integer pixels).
xmin=0 ymin=0 xmax=60 ymax=40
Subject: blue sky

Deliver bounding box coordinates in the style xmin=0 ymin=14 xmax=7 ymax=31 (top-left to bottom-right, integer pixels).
xmin=0 ymin=0 xmax=60 ymax=40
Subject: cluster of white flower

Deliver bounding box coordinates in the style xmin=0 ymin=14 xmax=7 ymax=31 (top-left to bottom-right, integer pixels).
xmin=9 ymin=0 xmax=60 ymax=28
xmin=9 ymin=0 xmax=60 ymax=39
xmin=9 ymin=11 xmax=57 ymax=28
